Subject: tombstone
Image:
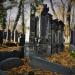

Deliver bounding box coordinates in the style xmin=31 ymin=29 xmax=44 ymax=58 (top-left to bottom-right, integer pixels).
xmin=37 ymin=4 xmax=51 ymax=56
xmin=58 ymin=20 xmax=64 ymax=51
xmin=41 ymin=4 xmax=49 ymax=38
xmin=50 ymin=19 xmax=64 ymax=53
xmin=30 ymin=14 xmax=38 ymax=43
xmin=29 ymin=4 xmax=64 ymax=56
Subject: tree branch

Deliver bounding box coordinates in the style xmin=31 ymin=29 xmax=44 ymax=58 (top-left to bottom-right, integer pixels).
xmin=49 ymin=0 xmax=58 ymax=18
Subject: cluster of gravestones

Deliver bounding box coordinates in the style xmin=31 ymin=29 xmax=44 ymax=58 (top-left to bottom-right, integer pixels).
xmin=0 ymin=29 xmax=25 ymax=47
xmin=29 ymin=4 xmax=64 ymax=56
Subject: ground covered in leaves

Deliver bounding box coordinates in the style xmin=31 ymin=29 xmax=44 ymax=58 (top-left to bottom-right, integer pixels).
xmin=4 ymin=46 xmax=75 ymax=75
xmin=48 ymin=51 xmax=75 ymax=68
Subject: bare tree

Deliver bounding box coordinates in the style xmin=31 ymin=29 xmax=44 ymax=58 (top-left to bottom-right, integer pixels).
xmin=60 ymin=0 xmax=65 ymax=22
xmin=49 ymin=0 xmax=58 ymax=18
xmin=67 ymin=0 xmax=72 ymax=31
xmin=13 ymin=0 xmax=22 ymax=32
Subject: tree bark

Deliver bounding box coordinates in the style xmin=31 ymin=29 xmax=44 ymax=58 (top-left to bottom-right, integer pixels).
xmin=13 ymin=0 xmax=22 ymax=31
xmin=60 ymin=0 xmax=65 ymax=22
xmin=67 ymin=0 xmax=72 ymax=30
xmin=49 ymin=0 xmax=58 ymax=18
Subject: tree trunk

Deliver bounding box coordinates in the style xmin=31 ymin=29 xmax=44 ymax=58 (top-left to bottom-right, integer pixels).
xmin=50 ymin=0 xmax=58 ymax=18
xmin=66 ymin=0 xmax=72 ymax=46
xmin=67 ymin=0 xmax=72 ymax=30
xmin=13 ymin=0 xmax=22 ymax=31
xmin=22 ymin=0 xmax=25 ymax=34
xmin=61 ymin=0 xmax=65 ymax=22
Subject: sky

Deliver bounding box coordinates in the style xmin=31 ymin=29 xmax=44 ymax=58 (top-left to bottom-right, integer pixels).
xmin=6 ymin=0 xmax=67 ymax=42
xmin=5 ymin=0 xmax=75 ymax=42
xmin=7 ymin=0 xmax=67 ymax=23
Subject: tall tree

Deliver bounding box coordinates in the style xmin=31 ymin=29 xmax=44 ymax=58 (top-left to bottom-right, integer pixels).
xmin=22 ymin=0 xmax=25 ymax=34
xmin=13 ymin=0 xmax=22 ymax=31
xmin=66 ymin=0 xmax=75 ymax=30
xmin=65 ymin=0 xmax=75 ymax=44
xmin=60 ymin=0 xmax=65 ymax=22
xmin=49 ymin=0 xmax=58 ymax=18
xmin=67 ymin=0 xmax=72 ymax=31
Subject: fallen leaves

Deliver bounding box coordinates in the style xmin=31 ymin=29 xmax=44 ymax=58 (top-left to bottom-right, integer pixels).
xmin=48 ymin=50 xmax=75 ymax=68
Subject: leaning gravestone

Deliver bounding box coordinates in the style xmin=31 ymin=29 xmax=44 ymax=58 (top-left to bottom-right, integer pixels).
xmin=0 ymin=58 xmax=23 ymax=71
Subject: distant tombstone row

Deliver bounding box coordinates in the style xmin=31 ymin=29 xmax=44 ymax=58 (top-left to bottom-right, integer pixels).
xmin=0 ymin=29 xmax=25 ymax=46
xmin=7 ymin=30 xmax=19 ymax=43
xmin=29 ymin=4 xmax=64 ymax=56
